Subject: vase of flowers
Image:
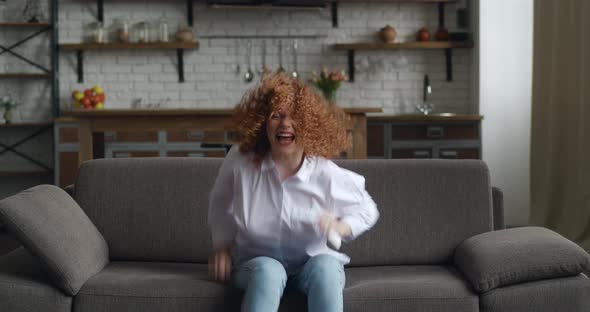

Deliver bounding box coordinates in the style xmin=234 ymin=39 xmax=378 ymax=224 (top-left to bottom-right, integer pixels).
xmin=310 ymin=68 xmax=347 ymax=105
xmin=1 ymin=96 xmax=20 ymax=124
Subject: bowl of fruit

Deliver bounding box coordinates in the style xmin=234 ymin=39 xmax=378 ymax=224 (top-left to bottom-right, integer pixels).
xmin=72 ymin=85 xmax=105 ymax=109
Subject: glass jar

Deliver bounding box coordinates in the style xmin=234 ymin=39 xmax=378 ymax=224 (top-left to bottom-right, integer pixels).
xmin=87 ymin=22 xmax=105 ymax=43
xmin=158 ymin=17 xmax=169 ymax=42
xmin=115 ymin=18 xmax=130 ymax=43
xmin=137 ymin=21 xmax=150 ymax=43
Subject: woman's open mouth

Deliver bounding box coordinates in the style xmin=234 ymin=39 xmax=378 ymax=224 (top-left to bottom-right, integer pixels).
xmin=276 ymin=132 xmax=295 ymax=145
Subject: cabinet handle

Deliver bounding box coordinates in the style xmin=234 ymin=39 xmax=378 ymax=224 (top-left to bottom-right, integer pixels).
xmin=426 ymin=126 xmax=444 ymax=139
xmin=113 ymin=152 xmax=130 ymax=158
xmin=413 ymin=150 xmax=431 ymax=158
xmin=104 ymin=131 xmax=117 ymax=140
xmin=440 ymin=150 xmax=458 ymax=159
xmin=187 ymin=130 xmax=205 ymax=141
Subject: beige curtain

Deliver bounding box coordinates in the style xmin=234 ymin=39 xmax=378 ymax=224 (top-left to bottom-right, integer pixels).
xmin=530 ymin=0 xmax=590 ymax=251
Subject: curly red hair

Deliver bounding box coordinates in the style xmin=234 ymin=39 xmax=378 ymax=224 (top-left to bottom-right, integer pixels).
xmin=233 ymin=73 xmax=350 ymax=163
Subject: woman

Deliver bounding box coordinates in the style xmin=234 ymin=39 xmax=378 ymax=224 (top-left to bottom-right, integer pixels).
xmin=208 ymin=73 xmax=379 ymax=312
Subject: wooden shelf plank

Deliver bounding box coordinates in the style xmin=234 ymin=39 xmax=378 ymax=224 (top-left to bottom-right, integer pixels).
xmin=337 ymin=0 xmax=457 ymax=2
xmin=0 ymin=22 xmax=52 ymax=28
xmin=368 ymin=114 xmax=483 ymax=121
xmin=61 ymin=108 xmax=382 ymax=117
xmin=0 ymin=122 xmax=53 ymax=128
xmin=0 ymin=171 xmax=52 ymax=177
xmin=60 ymin=41 xmax=199 ymax=51
xmin=0 ymin=73 xmax=51 ymax=79
xmin=333 ymin=41 xmax=474 ymax=51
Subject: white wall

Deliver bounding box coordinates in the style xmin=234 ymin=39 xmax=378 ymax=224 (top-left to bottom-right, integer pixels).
xmin=479 ymin=0 xmax=533 ymax=227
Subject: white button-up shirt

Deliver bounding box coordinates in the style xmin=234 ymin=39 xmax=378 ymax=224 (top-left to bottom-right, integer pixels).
xmin=208 ymin=145 xmax=379 ymax=270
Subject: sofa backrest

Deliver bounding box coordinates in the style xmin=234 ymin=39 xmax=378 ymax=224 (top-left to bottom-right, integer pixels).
xmin=74 ymin=157 xmax=220 ymax=263
xmin=334 ymin=159 xmax=492 ymax=266
xmin=74 ymin=157 xmax=492 ymax=265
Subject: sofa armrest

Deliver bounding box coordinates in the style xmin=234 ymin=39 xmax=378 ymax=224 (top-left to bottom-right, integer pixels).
xmin=63 ymin=184 xmax=75 ymax=198
xmin=454 ymin=226 xmax=590 ymax=293
xmin=491 ymin=187 xmax=504 ymax=230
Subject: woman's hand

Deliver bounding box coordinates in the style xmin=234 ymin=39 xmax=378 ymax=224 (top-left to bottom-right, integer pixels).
xmin=319 ymin=213 xmax=352 ymax=238
xmin=208 ymin=246 xmax=232 ymax=283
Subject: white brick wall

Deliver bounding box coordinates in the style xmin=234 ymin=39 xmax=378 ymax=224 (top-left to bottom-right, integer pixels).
xmin=1 ymin=0 xmax=474 ymax=120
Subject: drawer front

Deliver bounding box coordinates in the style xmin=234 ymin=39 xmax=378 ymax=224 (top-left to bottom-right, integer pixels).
xmin=167 ymin=130 xmax=225 ymax=143
xmin=58 ymin=152 xmax=79 ymax=187
xmin=439 ymin=148 xmax=480 ymax=159
xmin=391 ymin=148 xmax=432 ymax=159
xmin=167 ymin=150 xmax=226 ymax=158
xmin=104 ymin=131 xmax=159 ymax=142
xmin=58 ymin=127 xmax=79 ymax=143
xmin=367 ymin=124 xmax=385 ymax=157
xmin=112 ymin=151 xmax=159 ymax=158
xmin=392 ymin=123 xmax=479 ymax=140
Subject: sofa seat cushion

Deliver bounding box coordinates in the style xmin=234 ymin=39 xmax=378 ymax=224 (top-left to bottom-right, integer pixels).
xmin=0 ymin=247 xmax=73 ymax=312
xmin=480 ymin=274 xmax=590 ymax=312
xmin=343 ymin=265 xmax=479 ymax=312
xmin=73 ymin=261 xmax=240 ymax=312
xmin=74 ymin=262 xmax=478 ymax=312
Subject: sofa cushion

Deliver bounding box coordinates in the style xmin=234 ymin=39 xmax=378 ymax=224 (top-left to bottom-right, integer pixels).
xmin=73 ymin=261 xmax=240 ymax=312
xmin=335 ymin=159 xmax=493 ymax=266
xmin=480 ymin=274 xmax=590 ymax=312
xmin=0 ymin=247 xmax=73 ymax=312
xmin=74 ymin=157 xmax=221 ymax=263
xmin=0 ymin=228 xmax=20 ymax=256
xmin=343 ymin=265 xmax=478 ymax=312
xmin=74 ymin=158 xmax=493 ymax=266
xmin=454 ymin=226 xmax=590 ymax=293
xmin=0 ymin=184 xmax=109 ymax=295
xmin=73 ymin=262 xmax=478 ymax=312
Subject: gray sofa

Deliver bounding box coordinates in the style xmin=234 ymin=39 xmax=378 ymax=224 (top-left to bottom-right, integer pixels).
xmin=1 ymin=157 xmax=589 ymax=312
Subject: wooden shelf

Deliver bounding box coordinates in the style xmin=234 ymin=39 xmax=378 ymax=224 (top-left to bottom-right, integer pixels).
xmin=0 ymin=73 xmax=51 ymax=79
xmin=368 ymin=114 xmax=483 ymax=121
xmin=0 ymin=171 xmax=52 ymax=177
xmin=60 ymin=41 xmax=199 ymax=51
xmin=61 ymin=108 xmax=382 ymax=117
xmin=333 ymin=41 xmax=474 ymax=51
xmin=0 ymin=122 xmax=53 ymax=128
xmin=334 ymin=40 xmax=474 ymax=82
xmin=60 ymin=41 xmax=199 ymax=83
xmin=0 ymin=22 xmax=52 ymax=28
xmin=337 ymin=0 xmax=457 ymax=2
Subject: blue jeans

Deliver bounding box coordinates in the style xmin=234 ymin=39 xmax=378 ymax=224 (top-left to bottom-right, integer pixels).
xmin=231 ymin=255 xmax=345 ymax=312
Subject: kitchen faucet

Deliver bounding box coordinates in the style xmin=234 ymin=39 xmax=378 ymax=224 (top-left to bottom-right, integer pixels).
xmin=416 ymin=74 xmax=434 ymax=115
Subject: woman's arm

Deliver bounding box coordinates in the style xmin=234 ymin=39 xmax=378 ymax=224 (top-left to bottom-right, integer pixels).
xmin=326 ymin=164 xmax=380 ymax=242
xmin=208 ymin=145 xmax=239 ymax=250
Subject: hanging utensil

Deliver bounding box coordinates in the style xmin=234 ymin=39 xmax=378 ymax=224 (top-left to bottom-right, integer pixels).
xmin=234 ymin=39 xmax=241 ymax=76
xmin=244 ymin=40 xmax=254 ymax=83
xmin=277 ymin=39 xmax=285 ymax=73
xmin=291 ymin=39 xmax=299 ymax=79
xmin=258 ymin=40 xmax=269 ymax=78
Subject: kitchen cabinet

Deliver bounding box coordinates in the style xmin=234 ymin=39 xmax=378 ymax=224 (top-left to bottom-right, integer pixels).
xmin=367 ymin=115 xmax=482 ymax=159
xmin=54 ymin=107 xmax=379 ymax=187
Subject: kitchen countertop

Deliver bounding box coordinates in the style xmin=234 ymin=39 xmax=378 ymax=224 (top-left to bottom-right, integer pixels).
xmin=368 ymin=114 xmax=483 ymax=121
xmin=58 ymin=107 xmax=383 ymax=118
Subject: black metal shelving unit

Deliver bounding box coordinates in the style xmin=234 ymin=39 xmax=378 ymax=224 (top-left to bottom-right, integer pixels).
xmin=0 ymin=0 xmax=58 ymax=181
